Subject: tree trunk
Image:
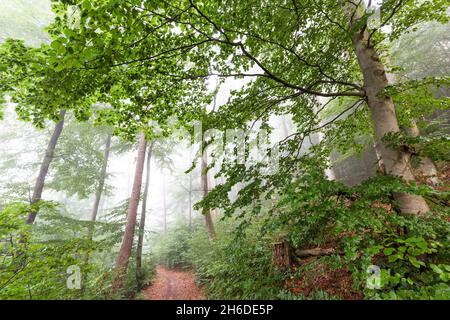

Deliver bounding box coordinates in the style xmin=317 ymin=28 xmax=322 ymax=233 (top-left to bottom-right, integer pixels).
xmin=136 ymin=141 xmax=153 ymax=289
xmin=112 ymin=133 xmax=147 ymax=293
xmin=162 ymin=174 xmax=168 ymax=235
xmin=386 ymin=63 xmax=439 ymax=186
xmin=347 ymin=5 xmax=429 ymax=215
xmin=272 ymin=240 xmax=292 ymax=269
xmin=201 ymin=152 xmax=216 ymax=242
xmin=295 ymin=247 xmax=336 ymax=258
xmin=87 ymin=134 xmax=112 ymax=237
xmin=84 ymin=133 xmax=112 ymax=267
xmin=188 ymin=172 xmax=193 ymax=230
xmin=403 ymin=122 xmax=439 ymax=185
xmin=26 ymin=110 xmax=66 ymax=225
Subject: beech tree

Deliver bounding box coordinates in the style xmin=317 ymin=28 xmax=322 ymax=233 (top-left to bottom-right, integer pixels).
xmin=201 ymin=153 xmax=216 ymax=242
xmin=26 ymin=110 xmax=66 ymax=225
xmin=136 ymin=140 xmax=154 ymax=289
xmin=112 ymin=132 xmax=147 ymax=292
xmin=85 ymin=132 xmax=112 ymax=266
xmin=89 ymin=134 xmax=112 ymax=225
xmin=342 ymin=1 xmax=430 ymax=214
xmin=391 ymin=21 xmax=450 ymax=185
xmin=43 ymin=0 xmax=448 ymax=215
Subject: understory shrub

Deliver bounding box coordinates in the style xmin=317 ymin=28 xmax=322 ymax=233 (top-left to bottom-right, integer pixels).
xmin=190 ymin=219 xmax=285 ymax=299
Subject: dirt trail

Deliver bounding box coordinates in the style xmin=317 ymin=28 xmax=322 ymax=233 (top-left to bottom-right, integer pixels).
xmin=143 ymin=265 xmax=205 ymax=300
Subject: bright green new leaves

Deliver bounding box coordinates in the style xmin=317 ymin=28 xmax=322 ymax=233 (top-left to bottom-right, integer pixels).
xmin=0 ymin=38 xmax=97 ymax=126
xmin=48 ymin=116 xmax=113 ymax=199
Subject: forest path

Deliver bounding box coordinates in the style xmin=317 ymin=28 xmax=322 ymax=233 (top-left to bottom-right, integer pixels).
xmin=143 ymin=265 xmax=205 ymax=300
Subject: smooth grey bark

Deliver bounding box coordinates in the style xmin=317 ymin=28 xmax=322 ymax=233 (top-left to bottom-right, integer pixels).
xmin=136 ymin=141 xmax=154 ymax=289
xmin=26 ymin=110 xmax=66 ymax=225
xmin=88 ymin=134 xmax=112 ymax=236
xmin=112 ymin=133 xmax=147 ymax=292
xmin=84 ymin=133 xmax=112 ymax=269
xmin=201 ymin=152 xmax=216 ymax=242
xmin=198 ymin=93 xmax=217 ymax=241
xmin=386 ymin=64 xmax=439 ymax=186
xmin=403 ymin=122 xmax=439 ymax=185
xmin=346 ymin=3 xmax=430 ymax=214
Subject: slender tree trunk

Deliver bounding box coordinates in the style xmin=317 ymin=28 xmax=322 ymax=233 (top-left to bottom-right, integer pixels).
xmin=112 ymin=133 xmax=147 ymax=293
xmin=403 ymin=122 xmax=440 ymax=185
xmin=136 ymin=141 xmax=153 ymax=289
xmin=347 ymin=4 xmax=430 ymax=214
xmin=201 ymin=152 xmax=216 ymax=242
xmin=88 ymin=134 xmax=112 ymax=236
xmin=188 ymin=172 xmax=193 ymax=230
xmin=84 ymin=133 xmax=112 ymax=267
xmin=162 ymin=175 xmax=167 ymax=235
xmin=198 ymin=94 xmax=217 ymax=240
xmin=26 ymin=110 xmax=66 ymax=225
xmin=314 ymin=101 xmax=336 ymax=181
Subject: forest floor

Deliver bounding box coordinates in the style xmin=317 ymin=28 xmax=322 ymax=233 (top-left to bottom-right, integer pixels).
xmin=143 ymin=266 xmax=205 ymax=300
